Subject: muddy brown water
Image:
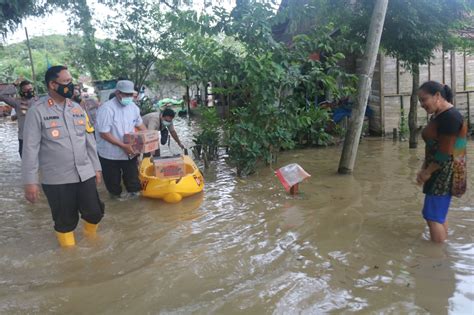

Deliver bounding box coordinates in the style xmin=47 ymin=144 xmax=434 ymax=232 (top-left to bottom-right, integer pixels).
xmin=0 ymin=117 xmax=472 ymax=314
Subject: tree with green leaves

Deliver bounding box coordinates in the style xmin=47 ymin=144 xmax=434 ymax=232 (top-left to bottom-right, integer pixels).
xmin=0 ymin=0 xmax=38 ymax=38
xmin=349 ymin=0 xmax=473 ymax=149
xmin=162 ymin=1 xmax=356 ymax=175
xmin=97 ymin=0 xmax=173 ymax=91
xmin=0 ymin=34 xmax=88 ymax=92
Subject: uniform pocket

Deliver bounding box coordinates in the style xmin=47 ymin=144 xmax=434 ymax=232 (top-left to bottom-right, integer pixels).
xmin=74 ymin=118 xmax=86 ymax=136
xmin=44 ymin=121 xmax=66 ymax=140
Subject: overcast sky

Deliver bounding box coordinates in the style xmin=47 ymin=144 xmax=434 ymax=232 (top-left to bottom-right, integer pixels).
xmin=6 ymin=0 xmax=110 ymax=44
xmin=5 ymin=0 xmax=238 ymax=44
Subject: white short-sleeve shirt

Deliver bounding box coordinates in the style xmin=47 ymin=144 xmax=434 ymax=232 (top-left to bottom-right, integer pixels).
xmin=95 ymin=97 xmax=143 ymax=160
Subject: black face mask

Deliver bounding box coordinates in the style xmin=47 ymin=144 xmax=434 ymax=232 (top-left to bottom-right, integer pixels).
xmin=54 ymin=81 xmax=74 ymax=99
xmin=20 ymin=90 xmax=35 ymax=99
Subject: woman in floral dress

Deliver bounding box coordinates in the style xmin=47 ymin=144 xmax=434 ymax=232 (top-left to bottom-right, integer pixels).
xmin=417 ymin=81 xmax=467 ymax=243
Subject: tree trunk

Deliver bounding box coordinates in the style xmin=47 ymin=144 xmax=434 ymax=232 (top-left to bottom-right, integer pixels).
xmin=409 ymin=63 xmax=420 ymax=149
xmin=338 ymin=0 xmax=389 ymax=174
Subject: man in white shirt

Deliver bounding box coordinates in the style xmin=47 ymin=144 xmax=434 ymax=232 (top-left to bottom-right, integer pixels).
xmin=95 ymin=80 xmax=147 ymax=198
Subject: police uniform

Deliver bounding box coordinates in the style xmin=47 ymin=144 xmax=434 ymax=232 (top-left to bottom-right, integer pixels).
xmin=22 ymin=96 xmax=104 ymax=233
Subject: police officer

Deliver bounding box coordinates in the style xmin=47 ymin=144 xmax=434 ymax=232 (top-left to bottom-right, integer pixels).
xmin=0 ymin=80 xmax=37 ymax=157
xmin=22 ymin=65 xmax=104 ymax=247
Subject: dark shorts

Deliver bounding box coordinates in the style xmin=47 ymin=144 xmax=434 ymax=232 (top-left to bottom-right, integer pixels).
xmin=422 ymin=194 xmax=451 ymax=224
xmin=42 ymin=177 xmax=105 ymax=233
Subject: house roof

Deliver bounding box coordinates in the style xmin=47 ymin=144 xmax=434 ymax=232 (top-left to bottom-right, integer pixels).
xmin=459 ymin=27 xmax=474 ymax=39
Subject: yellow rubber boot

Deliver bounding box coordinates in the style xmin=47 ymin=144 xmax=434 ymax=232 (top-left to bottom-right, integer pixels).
xmin=83 ymin=221 xmax=98 ymax=237
xmin=56 ymin=231 xmax=75 ymax=247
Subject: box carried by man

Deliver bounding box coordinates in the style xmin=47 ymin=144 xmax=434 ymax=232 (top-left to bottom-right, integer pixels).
xmin=123 ymin=130 xmax=159 ymax=153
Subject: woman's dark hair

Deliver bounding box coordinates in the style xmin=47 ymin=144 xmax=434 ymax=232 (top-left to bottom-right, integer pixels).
xmin=45 ymin=65 xmax=68 ymax=87
xmin=162 ymin=108 xmax=176 ymax=118
xmin=419 ymin=81 xmax=453 ymax=103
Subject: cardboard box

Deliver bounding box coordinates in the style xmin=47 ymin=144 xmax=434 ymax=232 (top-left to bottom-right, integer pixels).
xmin=123 ymin=130 xmax=159 ymax=144
xmin=131 ymin=141 xmax=159 ymax=154
xmin=124 ymin=130 xmax=159 ymax=153
xmin=153 ymin=156 xmax=186 ymax=179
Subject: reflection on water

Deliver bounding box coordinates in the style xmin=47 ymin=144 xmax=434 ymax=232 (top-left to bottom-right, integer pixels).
xmin=0 ymin=117 xmax=473 ymax=313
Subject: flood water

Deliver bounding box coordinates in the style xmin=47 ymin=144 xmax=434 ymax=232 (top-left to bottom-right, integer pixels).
xmin=0 ymin=116 xmax=473 ymax=314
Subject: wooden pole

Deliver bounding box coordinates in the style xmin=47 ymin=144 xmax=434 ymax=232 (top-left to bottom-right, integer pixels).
xmin=379 ymin=54 xmax=385 ymax=135
xmin=451 ymin=50 xmax=456 ymax=106
xmin=408 ymin=63 xmax=420 ymax=148
xmin=25 ymin=27 xmax=37 ymax=92
xmin=468 ymin=93 xmax=471 ymax=129
xmin=464 ymin=51 xmax=467 ymax=91
xmin=442 ymin=50 xmax=446 ymax=84
xmin=338 ymin=0 xmax=389 ymax=174
xmin=396 ymin=58 xmax=400 ymax=94
xmin=464 ymin=51 xmax=470 ymax=128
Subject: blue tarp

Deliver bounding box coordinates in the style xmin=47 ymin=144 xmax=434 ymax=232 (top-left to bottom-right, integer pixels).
xmin=332 ymin=105 xmax=373 ymax=123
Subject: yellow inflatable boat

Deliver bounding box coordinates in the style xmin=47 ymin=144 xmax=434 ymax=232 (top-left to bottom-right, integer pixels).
xmin=139 ymin=155 xmax=204 ymax=203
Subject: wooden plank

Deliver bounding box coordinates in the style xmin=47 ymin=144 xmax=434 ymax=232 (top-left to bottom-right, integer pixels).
xmin=400 ymin=64 xmax=413 ymax=94
xmin=384 ymin=95 xmax=402 ymax=133
xmin=467 ymin=54 xmax=474 ymax=89
xmin=420 ymin=62 xmax=429 ymax=84
xmin=430 ymin=50 xmax=444 ymax=83
xmin=383 ymin=56 xmax=398 ymax=94
xmin=457 ymin=93 xmax=468 ymax=119
xmin=455 ymin=51 xmax=465 ymax=91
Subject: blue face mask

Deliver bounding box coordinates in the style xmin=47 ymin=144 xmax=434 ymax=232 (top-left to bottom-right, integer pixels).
xmin=121 ymin=97 xmax=134 ymax=106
